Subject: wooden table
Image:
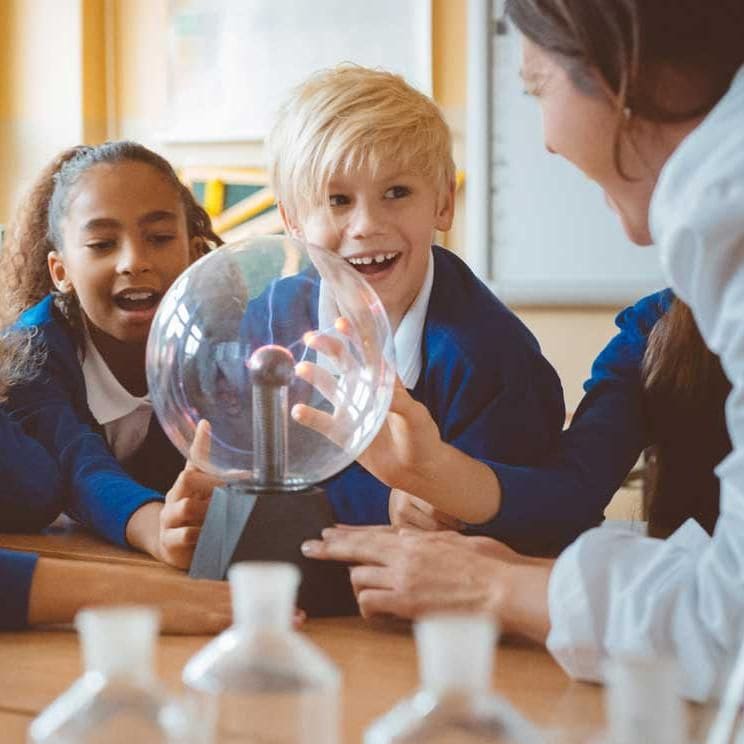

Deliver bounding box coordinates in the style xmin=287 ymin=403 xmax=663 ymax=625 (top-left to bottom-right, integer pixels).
xmin=0 ymin=526 xmax=710 ymax=743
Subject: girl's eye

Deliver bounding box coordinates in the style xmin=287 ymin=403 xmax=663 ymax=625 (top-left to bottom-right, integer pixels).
xmin=86 ymin=240 xmax=115 ymax=252
xmin=149 ymin=233 xmax=176 ymax=246
xmin=384 ymin=185 xmax=410 ymax=199
xmin=329 ymin=194 xmax=350 ymax=207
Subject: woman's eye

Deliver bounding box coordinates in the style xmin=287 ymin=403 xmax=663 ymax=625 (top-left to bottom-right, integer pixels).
xmin=384 ymin=185 xmax=410 ymax=199
xmin=329 ymin=194 xmax=350 ymax=207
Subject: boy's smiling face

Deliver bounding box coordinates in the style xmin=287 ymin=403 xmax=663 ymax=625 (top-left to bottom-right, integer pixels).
xmin=289 ymin=167 xmax=454 ymax=330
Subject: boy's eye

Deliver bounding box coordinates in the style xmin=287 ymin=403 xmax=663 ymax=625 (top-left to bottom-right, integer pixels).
xmin=384 ymin=185 xmax=411 ymax=199
xmin=329 ymin=194 xmax=350 ymax=207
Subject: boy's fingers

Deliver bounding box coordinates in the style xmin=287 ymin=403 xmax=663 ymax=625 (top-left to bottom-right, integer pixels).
xmin=304 ymin=330 xmax=355 ymax=372
xmin=291 ymin=404 xmax=343 ymax=446
xmin=295 ymin=361 xmax=345 ymax=407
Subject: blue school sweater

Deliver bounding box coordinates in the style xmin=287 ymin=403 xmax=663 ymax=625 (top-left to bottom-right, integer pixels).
xmin=7 ymin=297 xmax=167 ymax=547
xmin=0 ymin=410 xmax=62 ymax=630
xmin=0 ymin=549 xmax=37 ymax=631
xmin=246 ymin=246 xmax=568 ymax=537
xmin=0 ymin=410 xmax=62 ymax=531
xmin=486 ymin=289 xmax=673 ymax=554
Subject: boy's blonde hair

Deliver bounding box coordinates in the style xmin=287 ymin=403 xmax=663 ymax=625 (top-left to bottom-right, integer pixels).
xmin=267 ymin=65 xmax=455 ymax=220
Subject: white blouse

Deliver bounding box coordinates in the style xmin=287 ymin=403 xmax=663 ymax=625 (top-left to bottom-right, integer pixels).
xmin=546 ymin=66 xmax=744 ymax=702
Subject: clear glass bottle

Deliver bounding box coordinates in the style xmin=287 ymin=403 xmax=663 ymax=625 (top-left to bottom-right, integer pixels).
xmin=364 ymin=613 xmax=545 ymax=744
xmin=28 ymin=606 xmax=208 ymax=744
xmin=182 ymin=562 xmax=340 ymax=744
xmin=597 ymin=655 xmax=687 ymax=744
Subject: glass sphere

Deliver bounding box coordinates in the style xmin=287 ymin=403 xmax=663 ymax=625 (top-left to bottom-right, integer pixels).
xmin=146 ymin=235 xmax=395 ymax=489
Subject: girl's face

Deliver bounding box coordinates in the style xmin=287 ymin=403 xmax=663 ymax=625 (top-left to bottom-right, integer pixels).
xmin=49 ymin=161 xmax=196 ymax=346
xmin=520 ymin=36 xmax=664 ymax=246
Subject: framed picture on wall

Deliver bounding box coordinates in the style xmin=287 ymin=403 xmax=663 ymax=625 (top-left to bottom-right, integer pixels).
xmin=165 ymin=0 xmax=432 ymax=143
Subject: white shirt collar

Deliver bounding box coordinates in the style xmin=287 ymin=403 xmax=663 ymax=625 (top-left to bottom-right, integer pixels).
xmin=81 ymin=329 xmax=150 ymax=426
xmin=318 ymin=248 xmax=434 ymax=389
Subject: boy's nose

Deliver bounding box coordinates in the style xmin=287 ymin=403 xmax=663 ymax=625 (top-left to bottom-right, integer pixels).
xmin=348 ymin=201 xmax=385 ymax=239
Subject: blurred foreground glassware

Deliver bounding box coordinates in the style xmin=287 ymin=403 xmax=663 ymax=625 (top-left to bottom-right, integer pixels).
xmin=28 ymin=607 xmax=210 ymax=744
xmin=183 ymin=562 xmax=340 ymax=744
xmin=364 ymin=614 xmax=545 ymax=744
xmin=597 ymin=655 xmax=687 ymax=744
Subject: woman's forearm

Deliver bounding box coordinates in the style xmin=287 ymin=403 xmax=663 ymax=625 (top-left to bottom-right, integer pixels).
xmin=497 ymin=560 xmax=554 ymax=643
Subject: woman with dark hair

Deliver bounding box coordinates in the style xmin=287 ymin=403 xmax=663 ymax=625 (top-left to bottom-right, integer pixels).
xmin=303 ymin=1 xmax=744 ymax=700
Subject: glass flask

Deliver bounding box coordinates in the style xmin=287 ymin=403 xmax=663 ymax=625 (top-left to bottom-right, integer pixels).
xmin=597 ymin=655 xmax=687 ymax=744
xmin=146 ymin=235 xmax=395 ymax=489
xmin=182 ymin=562 xmax=340 ymax=744
xmin=28 ymin=607 xmax=208 ymax=744
xmin=364 ymin=614 xmax=545 ymax=744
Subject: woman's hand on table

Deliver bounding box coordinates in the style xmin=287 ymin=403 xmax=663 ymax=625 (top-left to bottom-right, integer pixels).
xmin=302 ymin=527 xmax=554 ymax=641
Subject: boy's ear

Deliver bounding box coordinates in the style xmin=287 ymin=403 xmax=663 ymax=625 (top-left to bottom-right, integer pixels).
xmin=48 ymin=251 xmax=71 ymax=293
xmin=434 ymin=178 xmax=456 ymax=232
xmin=278 ymin=202 xmax=303 ymax=239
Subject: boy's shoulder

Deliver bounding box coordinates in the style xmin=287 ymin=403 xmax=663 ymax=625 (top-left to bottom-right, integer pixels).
xmin=426 ymin=246 xmax=541 ymax=365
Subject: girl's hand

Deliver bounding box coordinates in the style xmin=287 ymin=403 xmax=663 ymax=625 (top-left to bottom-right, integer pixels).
xmin=389 ymin=488 xmax=463 ymax=531
xmin=159 ymin=420 xmax=223 ymax=569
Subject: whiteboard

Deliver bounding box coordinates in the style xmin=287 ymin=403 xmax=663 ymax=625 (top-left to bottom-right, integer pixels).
xmin=164 ymin=0 xmax=432 ymax=142
xmin=487 ymin=15 xmax=665 ymax=305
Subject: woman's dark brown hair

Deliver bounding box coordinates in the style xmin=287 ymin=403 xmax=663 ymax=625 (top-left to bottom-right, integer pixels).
xmin=504 ymin=0 xmax=744 ymax=175
xmin=642 ymin=299 xmax=731 ymax=538
xmin=0 ymin=141 xmax=223 ymax=333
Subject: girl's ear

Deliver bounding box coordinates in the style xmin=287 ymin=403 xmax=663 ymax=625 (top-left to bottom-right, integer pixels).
xmin=48 ymin=251 xmax=71 ymax=293
xmin=278 ymin=202 xmax=303 ymax=239
xmin=189 ymin=235 xmax=207 ymax=262
xmin=434 ymin=178 xmax=456 ymax=232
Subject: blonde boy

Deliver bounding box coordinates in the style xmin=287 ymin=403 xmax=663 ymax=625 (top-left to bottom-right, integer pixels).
xmin=265 ymin=65 xmax=565 ymax=549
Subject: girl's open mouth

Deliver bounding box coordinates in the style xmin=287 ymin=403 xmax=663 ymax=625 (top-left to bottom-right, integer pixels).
xmin=113 ymin=289 xmax=161 ymax=312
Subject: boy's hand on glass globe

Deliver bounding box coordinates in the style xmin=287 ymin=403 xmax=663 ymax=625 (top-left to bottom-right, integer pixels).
xmin=389 ymin=489 xmax=463 ymax=531
xmin=159 ymin=420 xmax=223 ymax=569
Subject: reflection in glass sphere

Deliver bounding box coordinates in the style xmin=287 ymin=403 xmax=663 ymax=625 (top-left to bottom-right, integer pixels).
xmin=146 ymin=235 xmax=395 ymax=489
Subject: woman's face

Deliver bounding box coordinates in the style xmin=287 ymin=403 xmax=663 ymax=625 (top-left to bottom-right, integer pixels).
xmin=520 ymin=36 xmax=662 ymax=245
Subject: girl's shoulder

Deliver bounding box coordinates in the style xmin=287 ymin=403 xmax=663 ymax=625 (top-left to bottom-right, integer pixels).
xmin=13 ymin=295 xmax=80 ymax=371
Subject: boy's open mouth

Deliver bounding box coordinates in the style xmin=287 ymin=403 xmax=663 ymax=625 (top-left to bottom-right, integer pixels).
xmin=345 ymin=252 xmax=401 ymax=276
xmin=113 ymin=288 xmax=162 ymax=312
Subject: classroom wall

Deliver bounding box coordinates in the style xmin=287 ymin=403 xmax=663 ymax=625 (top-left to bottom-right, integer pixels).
xmin=0 ymin=0 xmax=624 ymax=410
xmin=0 ymin=0 xmax=84 ymax=224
